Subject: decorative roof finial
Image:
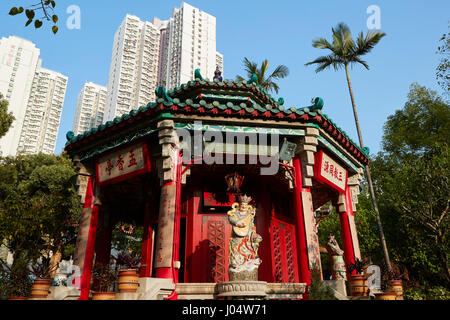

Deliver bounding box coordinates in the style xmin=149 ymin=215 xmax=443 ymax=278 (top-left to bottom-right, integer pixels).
xmin=194 ymin=69 xmax=204 ymax=80
xmin=155 ymin=86 xmax=173 ymax=102
xmin=310 ymin=97 xmax=324 ymax=111
xmin=249 ymin=73 xmax=258 ymax=84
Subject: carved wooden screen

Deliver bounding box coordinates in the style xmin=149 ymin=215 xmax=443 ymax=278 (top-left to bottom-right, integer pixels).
xmin=269 ymin=218 xmax=299 ymax=283
xmin=201 ymin=215 xmax=231 ymax=283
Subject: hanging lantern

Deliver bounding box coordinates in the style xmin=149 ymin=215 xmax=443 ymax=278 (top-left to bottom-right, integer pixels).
xmin=225 ymin=172 xmax=244 ymax=193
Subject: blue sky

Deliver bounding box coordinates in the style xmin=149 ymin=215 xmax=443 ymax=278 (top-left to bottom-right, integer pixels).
xmin=0 ymin=0 xmax=448 ymax=155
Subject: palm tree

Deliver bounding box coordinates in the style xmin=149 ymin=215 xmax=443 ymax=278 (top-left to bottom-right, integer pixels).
xmin=305 ymin=23 xmax=392 ymax=271
xmin=236 ymin=57 xmax=289 ymax=94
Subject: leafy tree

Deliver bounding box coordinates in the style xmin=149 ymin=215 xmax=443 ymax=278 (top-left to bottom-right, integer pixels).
xmin=372 ymin=84 xmax=449 ymax=286
xmin=305 ymin=22 xmax=391 ymax=271
xmin=0 ymin=153 xmax=81 ymax=275
xmin=8 ymin=0 xmax=59 ymax=34
xmin=236 ymin=57 xmax=289 ymax=94
xmin=0 ymin=93 xmax=14 ymax=140
xmin=436 ymin=24 xmax=449 ymax=97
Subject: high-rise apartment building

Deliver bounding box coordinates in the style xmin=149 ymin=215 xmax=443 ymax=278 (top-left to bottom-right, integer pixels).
xmin=0 ymin=36 xmax=40 ymax=157
xmin=72 ymin=82 xmax=107 ymax=136
xmin=104 ymin=15 xmax=161 ymax=122
xmin=17 ymin=64 xmax=68 ymax=155
xmin=165 ymin=2 xmax=217 ymax=90
xmin=104 ymin=2 xmax=222 ymax=122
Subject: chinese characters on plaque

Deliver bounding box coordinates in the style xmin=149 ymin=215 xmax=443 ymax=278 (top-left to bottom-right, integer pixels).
xmin=96 ymin=142 xmax=150 ymax=186
xmin=314 ymin=151 xmax=348 ymax=193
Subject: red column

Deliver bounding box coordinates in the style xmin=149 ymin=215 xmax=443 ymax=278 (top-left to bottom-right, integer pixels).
xmin=140 ymin=200 xmax=154 ymax=278
xmin=338 ymin=185 xmax=359 ymax=276
xmin=73 ymin=177 xmax=100 ymax=300
xmin=292 ymin=157 xmax=311 ymax=286
xmin=154 ymin=149 xmax=182 ymax=281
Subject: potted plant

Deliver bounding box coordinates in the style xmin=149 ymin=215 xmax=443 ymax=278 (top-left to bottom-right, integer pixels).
xmin=386 ymin=269 xmax=407 ymax=298
xmin=29 ymin=257 xmax=58 ymax=299
xmin=346 ymin=258 xmax=369 ymax=297
xmin=91 ymin=263 xmax=116 ymax=300
xmin=113 ymin=251 xmax=140 ymax=293
xmin=1 ymin=256 xmax=33 ymax=300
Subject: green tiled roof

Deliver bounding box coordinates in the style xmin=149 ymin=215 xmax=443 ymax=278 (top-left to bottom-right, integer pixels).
xmin=65 ymin=76 xmax=369 ymax=165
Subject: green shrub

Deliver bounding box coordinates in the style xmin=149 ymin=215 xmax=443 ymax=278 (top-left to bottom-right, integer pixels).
xmin=426 ymin=286 xmax=450 ymax=300
xmin=403 ymin=287 xmax=425 ymax=300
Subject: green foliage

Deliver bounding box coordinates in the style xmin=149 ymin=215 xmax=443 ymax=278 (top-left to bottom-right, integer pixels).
xmin=381 ymin=83 xmax=450 ymax=157
xmin=0 ymin=253 xmax=32 ymax=298
xmin=308 ymin=278 xmax=337 ymax=300
xmin=235 ymin=58 xmax=289 ymax=94
xmin=0 ymin=93 xmax=15 ymax=140
xmin=111 ymin=224 xmax=143 ymax=255
xmin=436 ymin=24 xmax=449 ymax=96
xmin=371 ymin=83 xmax=450 ymax=288
xmin=426 ymin=286 xmax=450 ymax=300
xmin=403 ymin=287 xmax=425 ymax=300
xmin=9 ymin=1 xmax=59 ymax=34
xmin=0 ymin=153 xmax=81 ymax=267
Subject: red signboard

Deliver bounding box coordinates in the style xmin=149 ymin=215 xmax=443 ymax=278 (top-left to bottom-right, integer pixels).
xmin=314 ymin=150 xmax=348 ymax=194
xmin=95 ymin=141 xmax=151 ymax=186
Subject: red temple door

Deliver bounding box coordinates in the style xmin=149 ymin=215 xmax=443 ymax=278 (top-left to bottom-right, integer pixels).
xmin=201 ymin=215 xmax=232 ymax=283
xmin=269 ymin=218 xmax=299 ymax=283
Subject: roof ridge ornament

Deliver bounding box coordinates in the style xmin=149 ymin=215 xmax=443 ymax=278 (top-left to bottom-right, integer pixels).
xmin=155 ymin=86 xmax=173 ymax=102
xmin=194 ymin=68 xmax=204 ymax=81
xmin=310 ymin=97 xmax=324 ymax=111
xmin=249 ymin=73 xmax=258 ymax=84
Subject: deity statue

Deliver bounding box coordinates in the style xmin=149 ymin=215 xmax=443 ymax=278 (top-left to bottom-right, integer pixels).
xmin=227 ymin=194 xmax=262 ymax=281
xmin=326 ymin=235 xmax=346 ymax=280
xmin=213 ymin=65 xmax=223 ymax=82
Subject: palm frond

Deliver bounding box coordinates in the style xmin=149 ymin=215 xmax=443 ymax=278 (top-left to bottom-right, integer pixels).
xmin=312 ymin=37 xmax=335 ymax=51
xmin=305 ymin=54 xmax=345 ymax=73
xmin=350 ymin=56 xmax=370 ymax=70
xmin=269 ymin=64 xmax=289 ymax=80
xmin=243 ymin=57 xmax=258 ymax=77
xmin=354 ymin=30 xmax=386 ymax=56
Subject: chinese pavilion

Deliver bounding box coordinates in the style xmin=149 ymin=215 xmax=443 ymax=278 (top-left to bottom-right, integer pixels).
xmin=65 ymin=70 xmax=369 ymax=300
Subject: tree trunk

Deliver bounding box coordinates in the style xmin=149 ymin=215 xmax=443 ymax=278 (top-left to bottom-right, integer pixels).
xmin=344 ymin=64 xmax=392 ymax=272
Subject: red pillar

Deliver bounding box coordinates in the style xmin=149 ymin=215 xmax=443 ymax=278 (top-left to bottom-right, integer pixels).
xmin=292 ymin=157 xmax=311 ymax=287
xmin=154 ymin=149 xmax=182 ymax=282
xmin=140 ymin=200 xmax=154 ymax=278
xmin=338 ymin=185 xmax=359 ymax=276
xmin=73 ymin=176 xmax=100 ymax=300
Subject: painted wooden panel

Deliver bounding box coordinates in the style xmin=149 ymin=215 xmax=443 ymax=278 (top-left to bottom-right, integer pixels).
xmin=269 ymin=218 xmax=299 ymax=283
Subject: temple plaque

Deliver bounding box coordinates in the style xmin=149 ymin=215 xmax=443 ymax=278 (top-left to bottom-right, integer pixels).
xmin=96 ymin=142 xmax=151 ymax=186
xmin=314 ymin=150 xmax=348 ymax=193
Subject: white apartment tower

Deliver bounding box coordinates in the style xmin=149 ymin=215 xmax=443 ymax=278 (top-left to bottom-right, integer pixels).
xmin=104 ymin=3 xmax=222 ymax=122
xmin=72 ymin=82 xmax=107 ymax=136
xmin=0 ymin=36 xmax=68 ymax=156
xmin=165 ymin=2 xmax=217 ymax=90
xmin=105 ymin=15 xmax=161 ymax=122
xmin=18 ymin=64 xmax=68 ymax=155
xmin=0 ymin=36 xmax=40 ymax=157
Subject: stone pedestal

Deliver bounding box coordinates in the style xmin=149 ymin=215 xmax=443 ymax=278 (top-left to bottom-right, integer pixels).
xmin=229 ymin=268 xmax=258 ymax=281
xmin=217 ymin=281 xmax=267 ymax=299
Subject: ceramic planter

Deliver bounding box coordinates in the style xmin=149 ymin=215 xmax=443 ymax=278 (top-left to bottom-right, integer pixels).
xmin=117 ymin=269 xmax=139 ymax=293
xmin=31 ymin=278 xmax=52 ymax=299
xmin=349 ymin=274 xmax=368 ymax=296
xmin=92 ymin=292 xmax=116 ymax=300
